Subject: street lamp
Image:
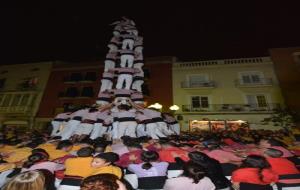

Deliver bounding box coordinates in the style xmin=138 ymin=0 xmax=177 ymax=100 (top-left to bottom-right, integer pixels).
xmin=148 ymin=103 xmax=163 ymax=110
xmin=169 ymin=105 xmax=179 ymax=111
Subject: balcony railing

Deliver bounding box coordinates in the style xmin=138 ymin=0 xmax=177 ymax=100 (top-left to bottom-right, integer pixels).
xmin=0 ymin=91 xmax=36 ymax=114
xmin=235 ymin=78 xmax=273 ymax=87
xmin=181 ymin=81 xmax=216 ymax=88
xmin=182 ymin=103 xmax=280 ymax=112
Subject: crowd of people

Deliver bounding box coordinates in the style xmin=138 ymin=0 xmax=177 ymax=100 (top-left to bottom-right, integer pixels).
xmin=0 ymin=125 xmax=300 ymax=190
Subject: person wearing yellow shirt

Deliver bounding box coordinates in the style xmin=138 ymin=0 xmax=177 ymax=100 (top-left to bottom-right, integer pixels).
xmin=39 ymin=140 xmax=73 ymax=160
xmin=0 ymin=140 xmax=16 ymax=156
xmin=91 ymin=152 xmax=122 ymax=179
xmin=58 ymin=147 xmax=94 ymax=190
xmin=3 ymin=147 xmax=32 ymax=164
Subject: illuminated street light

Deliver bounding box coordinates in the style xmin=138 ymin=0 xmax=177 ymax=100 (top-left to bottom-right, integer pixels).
xmin=148 ymin=103 xmax=163 ymax=109
xmin=169 ymin=105 xmax=179 ymax=111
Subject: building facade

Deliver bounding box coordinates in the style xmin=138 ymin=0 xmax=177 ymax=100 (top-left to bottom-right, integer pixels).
xmin=172 ymin=57 xmax=285 ymax=131
xmin=0 ymin=62 xmax=52 ymax=129
xmin=36 ymin=56 xmax=174 ymax=128
xmin=270 ymin=47 xmax=300 ymax=113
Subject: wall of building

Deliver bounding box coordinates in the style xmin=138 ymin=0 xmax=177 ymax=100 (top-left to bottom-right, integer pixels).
xmin=143 ymin=57 xmax=174 ymax=112
xmin=0 ymin=62 xmax=52 ymax=128
xmin=270 ymin=47 xmax=300 ymax=112
xmin=172 ymin=57 xmax=285 ymax=131
xmin=36 ymin=57 xmax=175 ymax=127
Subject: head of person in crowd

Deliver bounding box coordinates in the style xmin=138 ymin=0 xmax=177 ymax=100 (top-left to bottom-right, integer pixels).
xmin=141 ymin=151 xmax=160 ymax=170
xmin=182 ymin=161 xmax=206 ymax=184
xmin=189 ymin=151 xmax=215 ymax=166
xmin=206 ymin=143 xmax=221 ymax=151
xmin=124 ymin=140 xmax=142 ymax=152
xmin=77 ymin=147 xmax=94 ymax=157
xmin=91 ymin=152 xmax=120 ymax=168
xmin=23 ymin=152 xmax=50 ymax=168
xmin=94 ymin=142 xmax=108 ymax=155
xmin=31 ymin=148 xmax=49 ymax=155
xmin=56 ymin=140 xmax=73 ymax=152
xmin=120 ymin=136 xmax=131 ymax=145
xmin=240 ymin=155 xmax=271 ymax=181
xmin=258 ymin=138 xmax=287 ymax=148
xmin=263 ymin=148 xmax=283 ymax=158
xmin=3 ymin=171 xmax=45 ymax=190
xmin=81 ymin=174 xmax=126 ymax=190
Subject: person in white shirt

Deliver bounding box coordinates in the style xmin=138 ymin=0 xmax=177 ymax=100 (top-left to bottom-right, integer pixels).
xmin=100 ymin=70 xmax=114 ymax=92
xmin=73 ymin=107 xmax=99 ymax=142
xmin=163 ymin=113 xmax=180 ymax=135
xmin=51 ymin=112 xmax=71 ymax=137
xmin=119 ymin=49 xmax=135 ymax=68
xmin=90 ymin=109 xmax=110 ymax=140
xmin=112 ymin=67 xmax=140 ymax=90
xmin=60 ymin=108 xmax=89 ymax=140
xmin=113 ymin=104 xmax=137 ymax=139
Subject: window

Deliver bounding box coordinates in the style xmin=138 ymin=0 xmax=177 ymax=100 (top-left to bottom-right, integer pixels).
xmin=20 ymin=94 xmax=29 ymax=106
xmin=84 ymin=72 xmax=97 ymax=81
xmin=246 ymin=95 xmax=268 ymax=107
xmin=70 ymin=73 xmax=83 ymax=82
xmin=11 ymin=94 xmax=22 ymax=106
xmin=65 ymin=87 xmax=79 ymax=97
xmin=240 ymin=72 xmax=263 ymax=84
xmin=2 ymin=94 xmax=12 ymax=107
xmin=30 ymin=68 xmax=40 ymax=72
xmin=18 ymin=77 xmax=38 ymax=90
xmin=0 ymin=79 xmax=6 ymax=89
xmin=188 ymin=75 xmax=208 ymax=87
xmin=191 ymin=96 xmax=209 ymax=108
xmin=81 ymin=86 xmax=94 ymax=97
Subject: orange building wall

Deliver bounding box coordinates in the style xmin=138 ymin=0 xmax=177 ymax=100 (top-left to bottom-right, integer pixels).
xmin=144 ymin=57 xmax=174 ymax=112
xmin=37 ymin=57 xmax=175 ymax=118
xmin=37 ymin=61 xmax=103 ymax=118
xmin=270 ymin=47 xmax=300 ymax=112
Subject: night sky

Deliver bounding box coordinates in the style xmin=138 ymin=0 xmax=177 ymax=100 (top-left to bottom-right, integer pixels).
xmin=2 ymin=1 xmax=300 ymax=64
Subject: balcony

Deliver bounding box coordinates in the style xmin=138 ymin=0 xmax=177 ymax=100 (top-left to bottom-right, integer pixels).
xmin=0 ymin=91 xmax=36 ymax=114
xmin=182 ymin=103 xmax=280 ymax=113
xmin=235 ymin=78 xmax=273 ymax=87
xmin=64 ymin=72 xmax=97 ymax=84
xmin=181 ymin=81 xmax=216 ymax=89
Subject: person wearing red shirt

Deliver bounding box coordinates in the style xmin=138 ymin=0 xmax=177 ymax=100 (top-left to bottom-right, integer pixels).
xmin=232 ymin=155 xmax=278 ymax=187
xmin=158 ymin=142 xmax=189 ymax=163
xmin=115 ymin=142 xmax=143 ymax=168
xmin=264 ymin=148 xmax=299 ymax=175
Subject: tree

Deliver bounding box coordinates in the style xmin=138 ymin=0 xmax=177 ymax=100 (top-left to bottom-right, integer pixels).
xmin=261 ymin=108 xmax=300 ymax=130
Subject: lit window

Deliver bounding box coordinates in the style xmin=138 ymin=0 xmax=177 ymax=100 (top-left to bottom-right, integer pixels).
xmin=191 ymin=96 xmax=209 ymax=109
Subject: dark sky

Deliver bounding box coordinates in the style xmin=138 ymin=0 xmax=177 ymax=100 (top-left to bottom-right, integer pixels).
xmin=2 ymin=1 xmax=300 ymax=64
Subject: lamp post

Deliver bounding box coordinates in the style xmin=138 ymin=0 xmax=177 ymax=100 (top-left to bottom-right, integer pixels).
xmin=148 ymin=103 xmax=163 ymax=111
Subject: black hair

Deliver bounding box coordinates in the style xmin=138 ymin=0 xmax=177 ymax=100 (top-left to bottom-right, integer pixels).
xmin=117 ymin=104 xmax=132 ymax=111
xmin=23 ymin=152 xmax=49 ymax=168
xmin=182 ymin=161 xmax=206 ymax=184
xmin=93 ymin=143 xmax=108 ymax=153
xmin=94 ymin=152 xmax=120 ymax=164
xmin=240 ymin=155 xmax=271 ymax=182
xmin=89 ymin=108 xmax=98 ymax=113
xmin=141 ymin=151 xmax=159 ymax=170
xmin=56 ymin=140 xmax=73 ymax=150
xmin=77 ymin=147 xmax=94 ymax=157
xmin=264 ymin=148 xmax=283 ymax=158
xmin=31 ymin=148 xmax=49 ymax=157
